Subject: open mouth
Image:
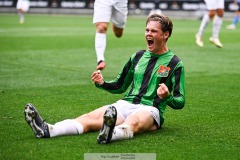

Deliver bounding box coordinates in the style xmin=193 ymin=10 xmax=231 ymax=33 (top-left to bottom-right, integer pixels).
xmin=147 ymin=39 xmax=154 ymax=47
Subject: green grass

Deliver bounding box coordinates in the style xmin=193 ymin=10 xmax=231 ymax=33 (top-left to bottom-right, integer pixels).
xmin=0 ymin=14 xmax=239 ymax=160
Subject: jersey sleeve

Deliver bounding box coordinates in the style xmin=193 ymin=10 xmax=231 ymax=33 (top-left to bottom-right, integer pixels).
xmin=164 ymin=61 xmax=185 ymax=109
xmin=95 ymin=54 xmax=136 ymax=94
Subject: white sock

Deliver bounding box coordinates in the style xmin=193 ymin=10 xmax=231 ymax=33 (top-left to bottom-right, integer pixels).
xmin=197 ymin=13 xmax=210 ymax=36
xmin=212 ymin=16 xmax=223 ymax=39
xmin=18 ymin=13 xmax=23 ymax=19
xmin=111 ymin=124 xmax=133 ymax=141
xmin=48 ymin=119 xmax=84 ymax=137
xmin=95 ymin=32 xmax=106 ymax=63
xmin=18 ymin=13 xmax=24 ymax=21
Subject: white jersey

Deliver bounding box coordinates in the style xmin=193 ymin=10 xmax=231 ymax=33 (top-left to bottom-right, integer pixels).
xmin=93 ymin=0 xmax=128 ymax=29
xmin=204 ymin=0 xmax=224 ymax=10
xmin=16 ymin=0 xmax=30 ymax=12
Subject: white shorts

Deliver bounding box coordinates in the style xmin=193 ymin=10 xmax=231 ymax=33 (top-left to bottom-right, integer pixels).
xmin=204 ymin=0 xmax=224 ymax=10
xmin=93 ymin=0 xmax=128 ymax=29
xmin=111 ymin=100 xmax=161 ymax=128
xmin=16 ymin=0 xmax=30 ymax=12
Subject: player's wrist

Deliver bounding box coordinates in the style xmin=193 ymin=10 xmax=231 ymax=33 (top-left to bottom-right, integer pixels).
xmin=95 ymin=80 xmax=105 ymax=86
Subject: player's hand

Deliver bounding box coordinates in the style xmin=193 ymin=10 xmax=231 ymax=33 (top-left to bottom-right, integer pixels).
xmin=157 ymin=83 xmax=170 ymax=99
xmin=91 ymin=70 xmax=104 ymax=85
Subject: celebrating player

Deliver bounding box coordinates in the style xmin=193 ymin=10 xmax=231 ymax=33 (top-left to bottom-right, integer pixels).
xmin=24 ymin=14 xmax=186 ymax=144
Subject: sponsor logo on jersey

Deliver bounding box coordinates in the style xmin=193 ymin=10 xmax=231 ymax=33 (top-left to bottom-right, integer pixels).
xmin=157 ymin=65 xmax=170 ymax=77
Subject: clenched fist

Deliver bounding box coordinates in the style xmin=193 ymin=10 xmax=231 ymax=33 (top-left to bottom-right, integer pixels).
xmin=91 ymin=70 xmax=104 ymax=85
xmin=157 ymin=83 xmax=170 ymax=99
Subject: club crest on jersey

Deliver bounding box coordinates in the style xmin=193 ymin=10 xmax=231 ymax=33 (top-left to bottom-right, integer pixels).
xmin=158 ymin=65 xmax=170 ymax=77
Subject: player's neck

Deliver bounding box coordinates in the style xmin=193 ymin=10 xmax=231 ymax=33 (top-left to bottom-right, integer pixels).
xmin=155 ymin=46 xmax=169 ymax=55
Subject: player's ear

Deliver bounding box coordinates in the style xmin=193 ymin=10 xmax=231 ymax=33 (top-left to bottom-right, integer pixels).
xmin=163 ymin=31 xmax=169 ymax=39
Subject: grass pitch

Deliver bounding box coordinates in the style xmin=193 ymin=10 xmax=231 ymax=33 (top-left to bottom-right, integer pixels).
xmin=0 ymin=14 xmax=239 ymax=160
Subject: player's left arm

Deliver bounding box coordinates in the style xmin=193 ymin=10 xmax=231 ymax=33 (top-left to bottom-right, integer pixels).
xmin=162 ymin=65 xmax=185 ymax=109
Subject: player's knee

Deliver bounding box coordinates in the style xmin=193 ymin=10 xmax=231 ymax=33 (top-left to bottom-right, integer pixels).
xmin=217 ymin=12 xmax=224 ymax=17
xmin=216 ymin=9 xmax=224 ymax=17
xmin=96 ymin=23 xmax=108 ymax=33
xmin=127 ymin=119 xmax=141 ymax=134
xmin=208 ymin=11 xmax=216 ymax=19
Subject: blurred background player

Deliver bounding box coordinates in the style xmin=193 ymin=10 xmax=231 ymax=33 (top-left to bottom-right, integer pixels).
xmin=195 ymin=0 xmax=224 ymax=48
xmin=148 ymin=0 xmax=163 ymax=17
xmin=16 ymin=0 xmax=30 ymax=24
xmin=93 ymin=0 xmax=128 ymax=70
xmin=227 ymin=0 xmax=240 ymax=30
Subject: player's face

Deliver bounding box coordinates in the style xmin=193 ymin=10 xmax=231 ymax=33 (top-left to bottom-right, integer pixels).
xmin=145 ymin=21 xmax=166 ymax=53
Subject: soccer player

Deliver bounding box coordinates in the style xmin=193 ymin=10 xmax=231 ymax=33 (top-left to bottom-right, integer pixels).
xmin=93 ymin=0 xmax=128 ymax=70
xmin=195 ymin=0 xmax=224 ymax=48
xmin=227 ymin=0 xmax=240 ymax=30
xmin=24 ymin=14 xmax=186 ymax=144
xmin=16 ymin=0 xmax=30 ymax=24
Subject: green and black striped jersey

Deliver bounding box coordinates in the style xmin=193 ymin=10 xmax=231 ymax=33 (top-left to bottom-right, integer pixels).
xmin=96 ymin=50 xmax=185 ymax=119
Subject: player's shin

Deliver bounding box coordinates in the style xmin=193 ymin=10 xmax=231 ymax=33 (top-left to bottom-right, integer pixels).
xmin=48 ymin=119 xmax=84 ymax=137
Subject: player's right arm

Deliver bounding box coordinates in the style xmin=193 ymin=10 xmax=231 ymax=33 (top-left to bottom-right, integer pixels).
xmin=95 ymin=55 xmax=136 ymax=94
